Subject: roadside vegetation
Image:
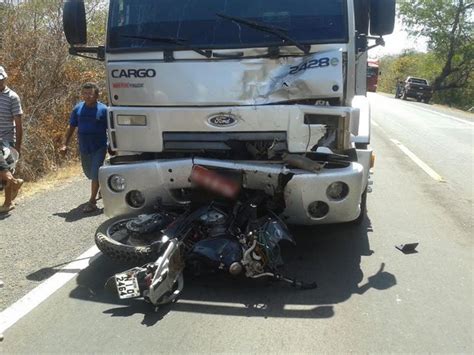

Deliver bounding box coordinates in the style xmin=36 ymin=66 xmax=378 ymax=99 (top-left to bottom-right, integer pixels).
xmin=378 ymin=0 xmax=473 ymax=110
xmin=0 ymin=0 xmax=472 ymax=184
xmin=0 ymin=0 xmax=106 ymax=181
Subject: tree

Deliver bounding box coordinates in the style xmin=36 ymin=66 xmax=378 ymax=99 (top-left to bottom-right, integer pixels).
xmin=399 ymin=0 xmax=473 ymax=92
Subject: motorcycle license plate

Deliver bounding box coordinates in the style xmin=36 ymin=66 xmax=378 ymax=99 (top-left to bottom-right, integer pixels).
xmin=115 ymin=272 xmax=140 ymax=299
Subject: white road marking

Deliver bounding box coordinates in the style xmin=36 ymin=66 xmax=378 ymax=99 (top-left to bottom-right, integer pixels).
xmin=374 ymin=93 xmax=474 ymax=126
xmin=0 ymin=246 xmax=100 ymax=334
xmin=390 ymin=139 xmax=445 ymax=182
xmin=372 ymin=120 xmax=389 ymax=135
xmin=411 ymin=105 xmax=474 ymax=126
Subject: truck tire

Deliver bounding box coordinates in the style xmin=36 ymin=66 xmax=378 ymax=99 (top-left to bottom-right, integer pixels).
xmin=424 ymin=98 xmax=430 ymax=104
xmin=95 ymin=216 xmax=161 ymax=264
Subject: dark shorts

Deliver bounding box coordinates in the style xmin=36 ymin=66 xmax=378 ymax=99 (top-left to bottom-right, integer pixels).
xmin=81 ymin=146 xmax=107 ymax=181
xmin=0 ymin=141 xmax=15 ymax=171
xmin=0 ymin=152 xmax=7 ymax=171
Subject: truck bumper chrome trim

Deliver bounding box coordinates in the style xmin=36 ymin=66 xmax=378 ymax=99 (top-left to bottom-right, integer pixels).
xmin=99 ymin=158 xmax=364 ymax=225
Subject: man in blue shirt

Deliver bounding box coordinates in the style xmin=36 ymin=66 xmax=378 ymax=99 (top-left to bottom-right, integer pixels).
xmin=60 ymin=83 xmax=108 ymax=213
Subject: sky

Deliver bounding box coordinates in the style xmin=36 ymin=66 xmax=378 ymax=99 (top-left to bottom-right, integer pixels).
xmin=369 ymin=19 xmax=428 ymax=59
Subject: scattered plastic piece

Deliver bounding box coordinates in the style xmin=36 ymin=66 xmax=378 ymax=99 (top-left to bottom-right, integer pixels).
xmin=396 ymin=243 xmax=419 ymax=254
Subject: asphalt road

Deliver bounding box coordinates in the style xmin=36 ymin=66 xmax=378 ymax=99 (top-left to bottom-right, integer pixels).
xmin=0 ymin=94 xmax=472 ymax=353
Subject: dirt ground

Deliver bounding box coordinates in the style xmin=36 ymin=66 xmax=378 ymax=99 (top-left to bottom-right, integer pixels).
xmin=1 ymin=163 xmax=82 ymax=204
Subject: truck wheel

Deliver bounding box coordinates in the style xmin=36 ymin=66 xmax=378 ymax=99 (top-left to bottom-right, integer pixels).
xmin=95 ymin=216 xmax=161 ymax=264
xmin=424 ymin=98 xmax=430 ymax=104
xmin=351 ymin=188 xmax=368 ymax=225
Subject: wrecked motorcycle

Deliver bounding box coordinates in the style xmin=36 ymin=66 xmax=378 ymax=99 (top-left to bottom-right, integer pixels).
xmin=96 ymin=166 xmax=316 ymax=307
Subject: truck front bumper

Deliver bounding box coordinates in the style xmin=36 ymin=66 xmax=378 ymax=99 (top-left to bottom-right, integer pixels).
xmin=99 ymin=157 xmax=365 ymax=225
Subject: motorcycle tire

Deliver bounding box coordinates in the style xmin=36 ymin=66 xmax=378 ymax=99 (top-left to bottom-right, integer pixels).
xmin=95 ymin=216 xmax=161 ymax=264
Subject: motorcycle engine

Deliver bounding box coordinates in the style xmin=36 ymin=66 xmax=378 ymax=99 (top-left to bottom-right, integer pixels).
xmin=199 ymin=209 xmax=228 ymax=238
xmin=186 ymin=208 xmax=244 ymax=276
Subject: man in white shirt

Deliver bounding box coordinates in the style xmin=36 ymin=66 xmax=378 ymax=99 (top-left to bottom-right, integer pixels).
xmin=0 ymin=65 xmax=24 ymax=213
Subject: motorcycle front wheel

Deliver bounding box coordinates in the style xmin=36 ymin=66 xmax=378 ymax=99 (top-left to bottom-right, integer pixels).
xmin=95 ymin=216 xmax=162 ymax=264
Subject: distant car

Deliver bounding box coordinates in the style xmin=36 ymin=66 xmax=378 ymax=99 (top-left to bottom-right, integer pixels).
xmin=395 ymin=77 xmax=433 ymax=104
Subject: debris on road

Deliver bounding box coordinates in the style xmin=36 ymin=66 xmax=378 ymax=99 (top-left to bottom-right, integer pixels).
xmin=396 ymin=243 xmax=419 ymax=254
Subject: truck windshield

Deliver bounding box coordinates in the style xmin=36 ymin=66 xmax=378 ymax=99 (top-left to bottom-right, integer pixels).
xmin=367 ymin=67 xmax=378 ymax=77
xmin=107 ymin=0 xmax=348 ymax=52
xmin=408 ymin=78 xmax=428 ymax=85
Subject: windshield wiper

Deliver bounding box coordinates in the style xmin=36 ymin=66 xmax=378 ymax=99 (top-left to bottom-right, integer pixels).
xmin=121 ymin=35 xmax=212 ymax=58
xmin=216 ymin=13 xmax=310 ymax=54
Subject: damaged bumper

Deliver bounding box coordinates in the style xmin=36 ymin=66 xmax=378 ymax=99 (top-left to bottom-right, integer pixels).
xmin=99 ymin=157 xmax=365 ymax=225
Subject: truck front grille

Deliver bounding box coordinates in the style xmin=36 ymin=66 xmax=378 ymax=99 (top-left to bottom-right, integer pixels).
xmin=162 ymin=132 xmax=287 ymax=152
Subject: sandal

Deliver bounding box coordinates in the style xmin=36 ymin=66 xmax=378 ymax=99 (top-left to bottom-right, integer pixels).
xmin=0 ymin=204 xmax=15 ymax=213
xmin=82 ymin=201 xmax=98 ymax=213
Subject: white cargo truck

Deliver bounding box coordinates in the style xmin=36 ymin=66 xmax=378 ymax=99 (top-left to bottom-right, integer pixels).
xmin=63 ymin=0 xmax=395 ymax=226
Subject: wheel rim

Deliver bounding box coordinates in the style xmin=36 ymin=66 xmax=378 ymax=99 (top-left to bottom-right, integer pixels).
xmin=106 ymin=219 xmax=157 ymax=247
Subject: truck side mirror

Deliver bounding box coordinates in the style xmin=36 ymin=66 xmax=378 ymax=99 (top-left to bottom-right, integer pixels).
xmin=354 ymin=0 xmax=370 ymax=35
xmin=370 ymin=0 xmax=396 ymax=36
xmin=63 ymin=0 xmax=87 ymax=45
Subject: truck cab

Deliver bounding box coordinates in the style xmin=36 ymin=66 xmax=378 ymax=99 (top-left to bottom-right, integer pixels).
xmin=63 ymin=0 xmax=395 ymax=226
xmin=366 ymin=60 xmax=379 ymax=92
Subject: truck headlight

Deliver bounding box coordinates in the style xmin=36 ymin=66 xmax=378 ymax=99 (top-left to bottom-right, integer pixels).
xmin=326 ymin=182 xmax=349 ymax=201
xmin=308 ymin=201 xmax=329 ymax=219
xmin=117 ymin=115 xmax=147 ymax=126
xmin=109 ymin=174 xmax=126 ymax=192
xmin=126 ymin=190 xmax=145 ymax=208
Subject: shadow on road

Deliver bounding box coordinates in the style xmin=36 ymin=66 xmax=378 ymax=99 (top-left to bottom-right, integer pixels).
xmin=69 ymin=216 xmax=397 ymax=325
xmin=0 ymin=212 xmax=12 ymax=220
xmin=26 ymin=257 xmax=95 ymax=281
xmin=52 ymin=203 xmax=103 ymax=222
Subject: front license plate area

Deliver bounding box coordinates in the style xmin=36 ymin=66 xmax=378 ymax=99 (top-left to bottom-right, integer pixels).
xmin=115 ymin=272 xmax=141 ymax=299
xmin=191 ymin=165 xmax=240 ymax=198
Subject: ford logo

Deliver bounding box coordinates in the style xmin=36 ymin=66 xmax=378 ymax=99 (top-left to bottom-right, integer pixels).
xmin=207 ymin=114 xmax=238 ymax=128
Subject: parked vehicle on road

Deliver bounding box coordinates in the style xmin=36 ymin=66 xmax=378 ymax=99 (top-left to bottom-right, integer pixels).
xmin=395 ymin=77 xmax=433 ymax=103
xmin=367 ymin=60 xmax=379 ymax=92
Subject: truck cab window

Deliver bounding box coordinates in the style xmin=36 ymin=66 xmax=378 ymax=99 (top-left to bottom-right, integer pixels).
xmin=107 ymin=0 xmax=348 ymax=51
